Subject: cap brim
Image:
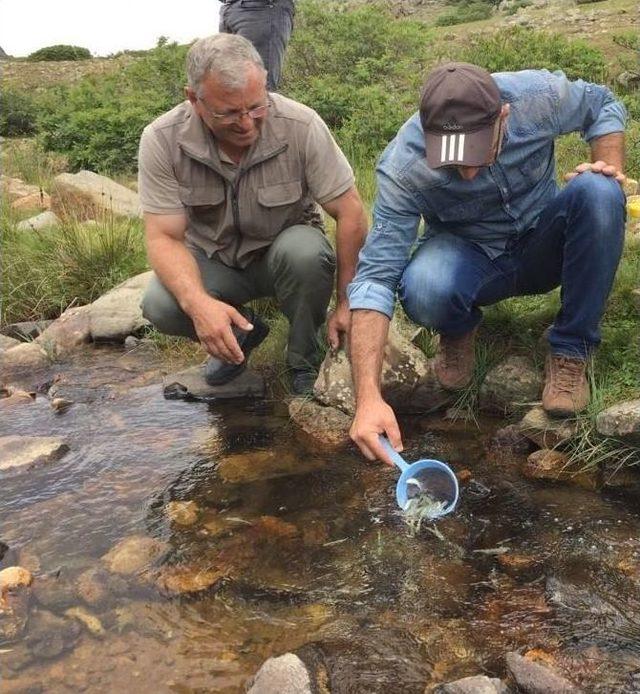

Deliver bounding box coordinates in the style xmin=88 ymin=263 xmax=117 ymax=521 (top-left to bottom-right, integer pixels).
xmin=425 ymin=123 xmax=495 ymax=169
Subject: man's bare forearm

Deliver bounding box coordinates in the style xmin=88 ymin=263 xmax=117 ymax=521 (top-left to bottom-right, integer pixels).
xmin=590 ymin=132 xmax=625 ymax=172
xmin=146 ymin=235 xmax=210 ymax=315
xmin=335 ymin=212 xmax=368 ymax=303
xmin=350 ymin=309 xmax=390 ymax=402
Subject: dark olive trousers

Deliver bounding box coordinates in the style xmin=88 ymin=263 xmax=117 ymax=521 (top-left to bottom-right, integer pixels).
xmin=141 ymin=225 xmax=335 ymax=372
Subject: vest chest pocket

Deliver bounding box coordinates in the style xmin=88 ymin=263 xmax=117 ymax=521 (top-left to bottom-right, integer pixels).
xmin=257 ymin=180 xmax=303 ymax=207
xmin=250 ymin=180 xmax=303 ymax=239
xmin=179 ymin=185 xmax=226 ymax=229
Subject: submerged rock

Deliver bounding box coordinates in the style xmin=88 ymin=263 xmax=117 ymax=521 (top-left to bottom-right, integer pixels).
xmin=436 ymin=675 xmax=509 ymax=693
xmin=522 ymin=450 xmax=598 ymax=490
xmin=247 ymin=653 xmax=312 ymax=694
xmin=155 ymin=564 xmax=227 ymax=595
xmin=0 ymin=586 xmax=30 ymax=643
xmin=0 ymin=387 xmax=36 ymax=409
xmin=505 ymin=651 xmax=582 ymax=693
xmin=32 ymin=572 xmax=77 ymax=612
xmin=596 ymin=399 xmax=640 ymax=445
xmin=0 ymin=566 xmax=33 ymax=594
xmin=217 ymin=449 xmax=325 ymax=484
xmin=165 ymin=500 xmax=200 ymax=527
xmin=518 ymin=407 xmax=577 ymax=449
xmin=25 ymin=609 xmax=82 ymax=660
xmin=496 ymin=553 xmax=543 ymax=581
xmin=65 ymin=606 xmax=105 ymax=637
xmin=75 ymin=567 xmax=111 ymax=609
xmin=101 ymin=535 xmax=167 ymax=576
xmin=288 ymin=398 xmax=352 ymax=450
xmin=0 ymin=435 xmax=69 ymax=472
xmin=479 ymin=356 xmax=542 ymax=415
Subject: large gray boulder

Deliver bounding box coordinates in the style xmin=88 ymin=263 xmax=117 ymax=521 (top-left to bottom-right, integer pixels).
xmin=89 ymin=271 xmax=152 ymax=341
xmin=596 ymin=399 xmax=640 ymax=445
xmin=505 ymin=652 xmax=582 ymax=693
xmin=247 ymin=653 xmax=312 ymax=694
xmin=53 ymin=170 xmax=141 ymax=218
xmin=479 ymin=355 xmax=542 ymax=415
xmin=314 ymin=324 xmax=453 ymax=416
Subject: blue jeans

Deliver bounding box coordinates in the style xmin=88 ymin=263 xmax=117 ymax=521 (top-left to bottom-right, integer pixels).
xmin=398 ymin=173 xmax=626 ymax=359
xmin=219 ymin=0 xmax=295 ymax=91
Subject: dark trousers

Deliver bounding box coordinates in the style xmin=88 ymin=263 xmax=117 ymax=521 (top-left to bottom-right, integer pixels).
xmin=219 ymin=0 xmax=295 ymax=91
xmin=141 ymin=225 xmax=335 ymax=372
xmin=398 ymin=172 xmax=626 ymax=359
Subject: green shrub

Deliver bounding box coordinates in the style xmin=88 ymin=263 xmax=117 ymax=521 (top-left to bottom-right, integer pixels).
xmin=38 ymin=39 xmax=187 ymax=173
xmin=435 ymin=2 xmax=493 ymax=26
xmin=458 ymin=27 xmax=607 ymax=83
xmin=27 ymin=44 xmax=92 ymax=61
xmin=503 ymin=0 xmax=533 ymax=15
xmin=284 ymin=1 xmax=434 ymax=162
xmin=0 ymin=87 xmax=39 ymax=136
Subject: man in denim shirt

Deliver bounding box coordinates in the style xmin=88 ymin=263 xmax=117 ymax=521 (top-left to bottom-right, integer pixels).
xmin=347 ymin=63 xmax=627 ymax=464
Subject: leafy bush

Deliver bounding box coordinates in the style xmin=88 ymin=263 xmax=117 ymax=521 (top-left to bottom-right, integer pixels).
xmin=458 ymin=27 xmax=607 ymax=82
xmin=27 ymin=44 xmax=92 ymax=61
xmin=0 ymin=87 xmax=39 ymax=136
xmin=435 ymin=2 xmax=493 ymax=26
xmin=284 ymin=1 xmax=434 ymax=161
xmin=38 ymin=39 xmax=187 ymax=173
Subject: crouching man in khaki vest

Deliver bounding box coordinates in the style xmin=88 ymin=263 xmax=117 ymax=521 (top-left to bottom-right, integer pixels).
xmin=139 ymin=34 xmax=367 ymax=394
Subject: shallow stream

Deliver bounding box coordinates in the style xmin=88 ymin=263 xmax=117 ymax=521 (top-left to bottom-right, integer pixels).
xmin=1 ymin=345 xmax=639 ymax=692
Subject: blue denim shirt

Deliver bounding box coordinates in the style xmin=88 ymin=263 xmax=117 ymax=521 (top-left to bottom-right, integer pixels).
xmin=347 ymin=69 xmax=626 ymax=318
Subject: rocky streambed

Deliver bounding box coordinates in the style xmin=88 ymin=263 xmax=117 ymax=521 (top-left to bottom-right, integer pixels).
xmin=1 ymin=338 xmax=640 ymax=693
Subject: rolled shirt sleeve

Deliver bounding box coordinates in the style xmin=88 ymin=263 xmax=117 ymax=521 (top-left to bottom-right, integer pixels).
xmin=347 ymin=164 xmax=421 ymax=318
xmin=550 ymin=70 xmax=627 ymax=141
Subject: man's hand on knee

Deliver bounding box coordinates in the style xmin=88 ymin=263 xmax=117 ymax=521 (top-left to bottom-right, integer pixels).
xmin=564 ymin=160 xmax=626 ymax=184
xmin=190 ymin=297 xmax=253 ymax=364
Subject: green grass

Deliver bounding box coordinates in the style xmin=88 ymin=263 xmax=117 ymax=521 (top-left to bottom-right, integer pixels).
xmin=0 ymin=137 xmax=68 ymax=190
xmin=1 ymin=202 xmax=148 ymax=325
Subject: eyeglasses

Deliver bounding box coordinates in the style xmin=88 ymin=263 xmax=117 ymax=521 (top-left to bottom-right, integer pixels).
xmin=198 ymin=98 xmax=270 ymax=125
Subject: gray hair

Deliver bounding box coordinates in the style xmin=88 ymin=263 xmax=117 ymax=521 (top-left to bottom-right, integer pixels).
xmin=186 ymin=34 xmax=266 ymax=94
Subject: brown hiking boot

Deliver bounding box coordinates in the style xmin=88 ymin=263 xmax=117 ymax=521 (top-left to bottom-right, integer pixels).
xmin=542 ymin=354 xmax=590 ymax=417
xmin=434 ymin=327 xmax=477 ymax=390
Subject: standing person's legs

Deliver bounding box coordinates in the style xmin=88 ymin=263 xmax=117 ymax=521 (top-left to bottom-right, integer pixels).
xmin=218 ymin=0 xmax=294 ymax=91
xmin=398 ymin=232 xmax=516 ymax=388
